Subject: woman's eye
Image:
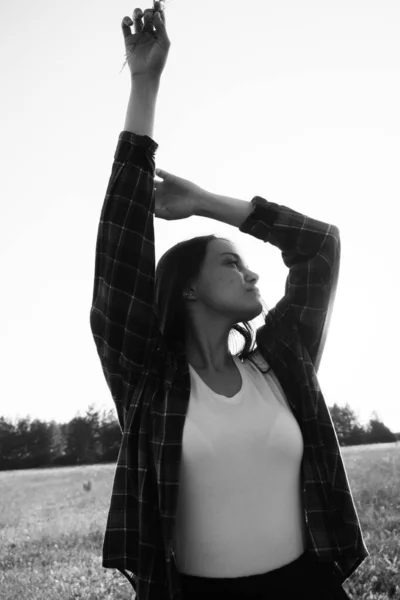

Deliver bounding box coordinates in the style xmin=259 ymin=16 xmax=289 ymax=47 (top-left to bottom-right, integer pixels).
xmin=231 ymin=260 xmax=239 ymax=268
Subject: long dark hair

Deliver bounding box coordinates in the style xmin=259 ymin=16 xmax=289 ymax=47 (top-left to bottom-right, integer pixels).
xmin=155 ymin=234 xmax=269 ymax=362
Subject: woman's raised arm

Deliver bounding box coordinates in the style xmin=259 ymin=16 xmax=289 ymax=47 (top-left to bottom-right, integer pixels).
xmin=90 ymin=4 xmax=171 ymax=428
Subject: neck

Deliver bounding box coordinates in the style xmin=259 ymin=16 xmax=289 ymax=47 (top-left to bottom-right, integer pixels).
xmin=184 ymin=323 xmax=234 ymax=373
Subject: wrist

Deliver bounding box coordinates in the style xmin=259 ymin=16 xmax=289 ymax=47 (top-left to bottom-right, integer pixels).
xmin=196 ymin=191 xmax=253 ymax=228
xmin=195 ymin=190 xmax=213 ymax=218
xmin=130 ymin=74 xmax=161 ymax=90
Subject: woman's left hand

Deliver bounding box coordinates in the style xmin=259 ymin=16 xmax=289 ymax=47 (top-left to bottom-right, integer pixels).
xmin=154 ymin=168 xmax=208 ymax=221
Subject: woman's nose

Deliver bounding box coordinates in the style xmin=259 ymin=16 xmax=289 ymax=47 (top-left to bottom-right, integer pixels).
xmin=246 ymin=269 xmax=259 ymax=284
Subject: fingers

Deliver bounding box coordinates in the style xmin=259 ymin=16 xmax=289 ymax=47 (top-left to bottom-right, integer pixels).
xmin=133 ymin=8 xmax=144 ymax=33
xmin=143 ymin=8 xmax=155 ymax=33
xmin=121 ymin=16 xmax=134 ymax=39
xmin=122 ymin=5 xmax=166 ymax=40
xmin=121 ymin=8 xmax=146 ymax=38
xmin=153 ymin=1 xmax=166 ymax=26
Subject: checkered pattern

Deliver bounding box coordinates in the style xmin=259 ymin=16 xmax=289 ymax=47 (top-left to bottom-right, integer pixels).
xmin=90 ymin=131 xmax=369 ymax=599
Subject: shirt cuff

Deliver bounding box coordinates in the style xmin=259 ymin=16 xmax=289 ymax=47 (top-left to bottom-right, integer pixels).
xmin=114 ymin=131 xmax=159 ymax=162
xmin=239 ymin=196 xmax=278 ymax=240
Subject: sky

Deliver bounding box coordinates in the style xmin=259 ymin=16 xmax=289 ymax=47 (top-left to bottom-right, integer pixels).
xmin=1 ymin=0 xmax=399 ymax=432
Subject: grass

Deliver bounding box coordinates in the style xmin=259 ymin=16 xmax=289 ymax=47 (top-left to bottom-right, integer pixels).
xmin=0 ymin=443 xmax=399 ymax=599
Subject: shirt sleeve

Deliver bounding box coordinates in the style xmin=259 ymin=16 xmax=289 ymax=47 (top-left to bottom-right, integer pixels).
xmin=239 ymin=196 xmax=341 ymax=373
xmin=90 ymin=131 xmax=163 ymax=427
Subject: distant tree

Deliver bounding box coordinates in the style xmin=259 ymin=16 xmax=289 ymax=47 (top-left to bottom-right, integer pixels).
xmin=28 ymin=419 xmax=53 ymax=464
xmin=48 ymin=420 xmax=67 ymax=458
xmin=0 ymin=417 xmax=54 ymax=468
xmin=0 ymin=417 xmax=16 ymax=467
xmin=0 ymin=417 xmax=14 ymax=451
xmin=329 ymin=405 xmax=397 ymax=446
xmin=329 ymin=403 xmax=361 ymax=444
xmin=59 ymin=422 xmax=69 ymax=446
xmin=366 ymin=412 xmax=396 ymax=444
xmin=85 ymin=404 xmax=102 ymax=458
xmin=98 ymin=408 xmax=121 ymax=461
xmin=346 ymin=423 xmax=369 ymax=446
xmin=13 ymin=418 xmax=32 ymax=461
xmin=65 ymin=417 xmax=93 ymax=463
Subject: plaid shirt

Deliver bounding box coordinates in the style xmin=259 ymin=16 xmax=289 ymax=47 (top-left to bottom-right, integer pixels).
xmin=90 ymin=131 xmax=369 ymax=599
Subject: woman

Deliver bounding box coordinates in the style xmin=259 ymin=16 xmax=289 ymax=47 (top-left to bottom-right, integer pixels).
xmin=90 ymin=3 xmax=369 ymax=599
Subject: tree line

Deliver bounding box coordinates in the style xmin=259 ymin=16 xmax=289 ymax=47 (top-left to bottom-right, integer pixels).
xmin=0 ymin=403 xmax=398 ymax=471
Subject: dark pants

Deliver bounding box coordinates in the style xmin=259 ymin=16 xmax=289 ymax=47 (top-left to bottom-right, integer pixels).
xmin=179 ymin=550 xmax=351 ymax=599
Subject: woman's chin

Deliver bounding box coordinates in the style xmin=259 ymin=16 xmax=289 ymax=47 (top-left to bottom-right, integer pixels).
xmin=244 ymin=298 xmax=263 ymax=321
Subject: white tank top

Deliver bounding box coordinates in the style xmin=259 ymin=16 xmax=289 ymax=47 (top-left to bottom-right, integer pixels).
xmin=172 ymin=354 xmax=308 ymax=577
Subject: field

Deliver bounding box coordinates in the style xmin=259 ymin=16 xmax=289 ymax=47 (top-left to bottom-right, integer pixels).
xmin=0 ymin=443 xmax=399 ymax=600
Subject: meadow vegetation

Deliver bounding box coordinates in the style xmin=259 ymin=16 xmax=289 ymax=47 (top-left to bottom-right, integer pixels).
xmin=0 ymin=443 xmax=399 ymax=599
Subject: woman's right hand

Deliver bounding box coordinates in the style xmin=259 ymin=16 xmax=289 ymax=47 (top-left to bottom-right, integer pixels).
xmin=121 ymin=2 xmax=171 ymax=79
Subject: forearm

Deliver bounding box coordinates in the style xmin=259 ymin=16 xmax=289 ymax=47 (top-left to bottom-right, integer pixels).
xmin=123 ymin=76 xmax=160 ymax=138
xmin=197 ymin=191 xmax=253 ymax=228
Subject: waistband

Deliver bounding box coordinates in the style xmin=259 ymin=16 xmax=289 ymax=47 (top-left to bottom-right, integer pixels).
xmin=179 ymin=549 xmax=334 ymax=594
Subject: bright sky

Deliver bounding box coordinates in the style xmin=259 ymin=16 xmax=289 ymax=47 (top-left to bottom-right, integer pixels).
xmin=1 ymin=0 xmax=399 ymax=432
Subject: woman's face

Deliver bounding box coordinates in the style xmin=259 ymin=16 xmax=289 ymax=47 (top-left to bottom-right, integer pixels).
xmin=187 ymin=238 xmax=263 ymax=324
